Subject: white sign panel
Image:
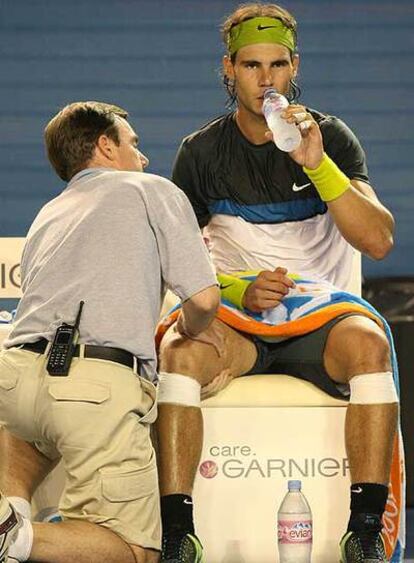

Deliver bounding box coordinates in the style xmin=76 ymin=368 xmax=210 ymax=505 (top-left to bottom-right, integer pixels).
xmin=0 ymin=238 xmax=25 ymax=298
xmin=194 ymin=406 xmax=349 ymax=563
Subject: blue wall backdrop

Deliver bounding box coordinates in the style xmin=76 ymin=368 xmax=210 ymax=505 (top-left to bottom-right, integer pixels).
xmin=1 ymin=0 xmax=413 ymax=277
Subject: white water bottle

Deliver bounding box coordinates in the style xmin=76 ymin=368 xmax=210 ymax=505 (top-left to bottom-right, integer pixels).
xmin=277 ymin=480 xmax=312 ymax=563
xmin=262 ymin=88 xmax=301 ymax=152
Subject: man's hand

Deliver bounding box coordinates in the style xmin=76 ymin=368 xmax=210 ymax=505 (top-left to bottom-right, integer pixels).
xmin=266 ymin=105 xmax=323 ymax=169
xmin=201 ymin=369 xmax=234 ymax=400
xmin=242 ymin=267 xmax=295 ymax=312
xmin=175 ymin=315 xmax=226 ymax=357
xmin=284 ymin=105 xmax=324 ymax=168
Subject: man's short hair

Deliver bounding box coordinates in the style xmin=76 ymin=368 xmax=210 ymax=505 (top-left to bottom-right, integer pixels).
xmin=44 ymin=101 xmax=128 ymax=181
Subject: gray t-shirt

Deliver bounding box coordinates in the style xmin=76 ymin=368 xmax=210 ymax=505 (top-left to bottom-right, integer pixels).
xmin=4 ymin=168 xmax=217 ymax=381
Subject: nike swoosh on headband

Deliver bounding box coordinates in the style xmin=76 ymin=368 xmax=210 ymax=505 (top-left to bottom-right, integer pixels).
xmin=257 ymin=25 xmax=280 ymax=31
xmin=292 ymin=182 xmax=311 ymax=192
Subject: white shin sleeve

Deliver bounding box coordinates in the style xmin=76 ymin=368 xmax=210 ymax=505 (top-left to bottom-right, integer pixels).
xmin=349 ymin=372 xmax=398 ymax=404
xmin=157 ymin=372 xmax=201 ymax=407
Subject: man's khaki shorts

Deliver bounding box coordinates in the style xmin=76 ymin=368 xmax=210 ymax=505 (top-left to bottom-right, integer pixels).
xmin=0 ymin=346 xmax=161 ymax=550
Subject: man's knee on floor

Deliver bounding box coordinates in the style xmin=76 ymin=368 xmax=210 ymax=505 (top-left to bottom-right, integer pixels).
xmin=130 ymin=543 xmax=160 ymax=563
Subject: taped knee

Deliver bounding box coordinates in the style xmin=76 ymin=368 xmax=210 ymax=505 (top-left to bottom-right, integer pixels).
xmin=349 ymin=371 xmax=398 ymax=405
xmin=157 ymin=372 xmax=201 ymax=407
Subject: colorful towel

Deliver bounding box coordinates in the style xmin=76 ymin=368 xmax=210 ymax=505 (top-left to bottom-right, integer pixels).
xmin=156 ymin=272 xmax=405 ymax=561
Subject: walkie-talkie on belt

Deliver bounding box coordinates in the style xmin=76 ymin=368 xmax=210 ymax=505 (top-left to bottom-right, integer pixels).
xmin=46 ymin=301 xmax=84 ymax=376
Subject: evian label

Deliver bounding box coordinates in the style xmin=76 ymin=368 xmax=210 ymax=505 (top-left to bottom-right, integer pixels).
xmin=278 ymin=520 xmax=312 ymax=544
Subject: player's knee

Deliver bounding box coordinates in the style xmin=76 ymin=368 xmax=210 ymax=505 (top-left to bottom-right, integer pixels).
xmin=350 ymin=325 xmax=391 ymax=370
xmin=159 ymin=336 xmax=207 ymax=378
xmin=159 ymin=321 xmax=223 ymax=379
xmin=329 ymin=319 xmax=391 ymax=374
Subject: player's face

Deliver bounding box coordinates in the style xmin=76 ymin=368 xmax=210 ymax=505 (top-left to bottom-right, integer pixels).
xmin=224 ymin=43 xmax=299 ymax=118
xmin=112 ymin=118 xmax=149 ymax=172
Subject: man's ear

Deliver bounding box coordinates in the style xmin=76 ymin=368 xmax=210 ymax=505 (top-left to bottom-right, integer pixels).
xmin=223 ymin=54 xmax=235 ymax=82
xmin=96 ymin=134 xmax=115 ymax=161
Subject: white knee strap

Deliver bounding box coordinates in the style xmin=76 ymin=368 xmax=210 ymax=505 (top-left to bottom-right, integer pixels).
xmin=349 ymin=371 xmax=398 ymax=404
xmin=157 ymin=372 xmax=201 ymax=407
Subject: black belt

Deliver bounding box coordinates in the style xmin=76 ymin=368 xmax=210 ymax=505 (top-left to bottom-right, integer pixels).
xmin=20 ymin=339 xmax=136 ymax=370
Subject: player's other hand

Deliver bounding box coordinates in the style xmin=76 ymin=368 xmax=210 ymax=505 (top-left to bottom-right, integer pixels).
xmin=242 ymin=267 xmax=295 ymax=313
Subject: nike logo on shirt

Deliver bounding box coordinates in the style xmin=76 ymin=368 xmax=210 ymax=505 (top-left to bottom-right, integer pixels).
xmin=292 ymin=182 xmax=311 ymax=192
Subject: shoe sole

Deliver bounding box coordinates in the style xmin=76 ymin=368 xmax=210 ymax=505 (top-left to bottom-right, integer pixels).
xmin=193 ymin=546 xmax=204 ymax=563
xmin=187 ymin=533 xmax=204 ymax=563
xmin=339 ymin=530 xmax=350 ymax=563
xmin=338 ymin=533 xmax=388 ymax=563
xmin=339 ymin=534 xmax=388 ymax=563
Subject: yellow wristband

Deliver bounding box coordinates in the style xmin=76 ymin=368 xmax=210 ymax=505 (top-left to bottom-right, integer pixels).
xmin=217 ymin=273 xmax=251 ymax=310
xmin=303 ymin=153 xmax=350 ymax=202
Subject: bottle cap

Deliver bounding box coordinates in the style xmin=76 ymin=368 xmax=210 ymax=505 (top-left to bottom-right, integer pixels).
xmin=263 ymin=87 xmax=278 ymax=99
xmin=288 ymin=480 xmax=302 ymax=491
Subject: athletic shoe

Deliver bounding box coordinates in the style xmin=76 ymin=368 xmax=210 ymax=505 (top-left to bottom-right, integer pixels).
xmin=161 ymin=531 xmax=203 ymax=562
xmin=0 ymin=495 xmax=20 ymax=563
xmin=340 ymin=529 xmax=388 ymax=562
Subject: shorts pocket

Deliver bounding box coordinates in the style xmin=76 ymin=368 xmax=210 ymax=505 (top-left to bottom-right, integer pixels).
xmin=48 ymin=381 xmax=112 ymax=450
xmin=101 ymin=459 xmax=157 ymax=502
xmin=139 ymin=378 xmax=157 ymax=424
xmin=0 ymin=371 xmax=18 ymax=391
xmin=0 ymin=348 xmax=23 ymax=373
xmin=0 ymin=368 xmax=19 ymax=430
xmin=48 ymin=381 xmax=110 ymax=404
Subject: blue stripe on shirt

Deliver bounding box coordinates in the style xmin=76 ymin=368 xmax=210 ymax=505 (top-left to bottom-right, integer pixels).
xmin=209 ymin=197 xmax=327 ymax=223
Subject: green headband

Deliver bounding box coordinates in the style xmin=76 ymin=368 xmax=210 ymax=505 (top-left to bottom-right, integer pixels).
xmin=227 ymin=16 xmax=296 ymax=55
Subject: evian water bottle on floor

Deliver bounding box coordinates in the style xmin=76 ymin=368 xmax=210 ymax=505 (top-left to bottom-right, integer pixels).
xmin=277 ymin=480 xmax=312 ymax=562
